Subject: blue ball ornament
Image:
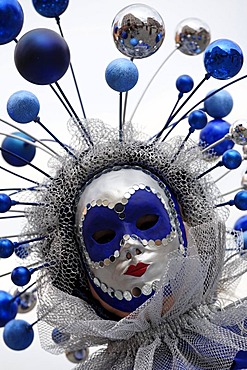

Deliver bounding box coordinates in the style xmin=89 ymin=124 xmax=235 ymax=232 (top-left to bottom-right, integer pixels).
xmin=176 ymin=75 xmax=194 ymax=93
xmin=0 ymin=238 xmax=14 ymax=258
xmin=52 ymin=328 xmax=70 ymax=344
xmin=204 ymin=39 xmax=243 ymax=80
xmin=0 ymin=291 xmax=18 ymax=327
xmin=204 ymin=89 xmax=233 ymax=119
xmin=222 ymin=149 xmax=242 ymax=169
xmin=1 ymin=132 xmax=36 ymax=167
xmin=3 ymin=319 xmax=34 ymax=350
xmin=11 ymin=267 xmax=31 ymax=286
xmin=105 ymin=58 xmax=139 ymax=92
xmin=234 ymin=215 xmax=247 ymax=231
xmin=14 ymin=28 xmax=70 ymax=85
xmin=199 ymin=119 xmax=234 ymax=156
xmin=234 ymin=191 xmax=247 ymax=211
xmin=188 ymin=110 xmax=207 ymax=130
xmin=32 ymin=0 xmax=69 ymax=18
xmin=0 ymin=0 xmax=24 ymax=45
xmin=0 ymin=193 xmax=12 ymax=213
xmin=7 ymin=90 xmax=40 ymax=123
xmin=14 ymin=243 xmax=29 ymax=259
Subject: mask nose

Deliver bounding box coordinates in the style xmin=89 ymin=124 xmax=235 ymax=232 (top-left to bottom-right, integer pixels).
xmin=120 ymin=234 xmax=144 ymax=260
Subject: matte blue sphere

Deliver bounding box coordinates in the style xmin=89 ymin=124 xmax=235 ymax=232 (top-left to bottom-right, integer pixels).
xmin=204 ymin=39 xmax=243 ymax=80
xmin=234 ymin=215 xmax=247 ymax=231
xmin=176 ymin=75 xmax=194 ymax=93
xmin=0 ymin=0 xmax=24 ymax=45
xmin=0 ymin=193 xmax=12 ymax=213
xmin=234 ymin=191 xmax=247 ymax=211
xmin=11 ymin=267 xmax=31 ymax=286
xmin=222 ymin=149 xmax=242 ymax=169
xmin=199 ymin=119 xmax=234 ymax=156
xmin=0 ymin=238 xmax=14 ymax=258
xmin=188 ymin=110 xmax=207 ymax=130
xmin=14 ymin=243 xmax=29 ymax=259
xmin=32 ymin=0 xmax=69 ymax=18
xmin=7 ymin=90 xmax=40 ymax=123
xmin=14 ymin=28 xmax=70 ymax=85
xmin=105 ymin=58 xmax=139 ymax=92
xmin=1 ymin=132 xmax=36 ymax=167
xmin=3 ymin=319 xmax=34 ymax=350
xmin=0 ymin=291 xmax=18 ymax=327
xmin=204 ymin=89 xmax=233 ymax=119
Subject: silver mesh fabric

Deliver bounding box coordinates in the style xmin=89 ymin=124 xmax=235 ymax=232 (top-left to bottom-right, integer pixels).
xmin=15 ymin=119 xmax=247 ymax=369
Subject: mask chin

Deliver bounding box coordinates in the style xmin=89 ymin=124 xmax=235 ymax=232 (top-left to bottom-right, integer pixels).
xmin=76 ymin=167 xmax=187 ymax=315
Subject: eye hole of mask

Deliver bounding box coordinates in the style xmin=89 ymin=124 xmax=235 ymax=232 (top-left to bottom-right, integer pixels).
xmin=92 ymin=229 xmax=116 ymax=244
xmin=136 ymin=214 xmax=159 ymax=230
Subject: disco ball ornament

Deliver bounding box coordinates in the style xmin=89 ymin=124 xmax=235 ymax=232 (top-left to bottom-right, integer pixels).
xmin=230 ymin=120 xmax=247 ymax=146
xmin=0 ymin=0 xmax=24 ymax=45
xmin=175 ymin=18 xmax=211 ymax=56
xmin=14 ymin=28 xmax=70 ymax=85
xmin=32 ymin=0 xmax=69 ymax=18
xmin=7 ymin=90 xmax=40 ymax=123
xmin=204 ymin=39 xmax=243 ymax=80
xmin=66 ymin=348 xmax=89 ymax=363
xmin=112 ymin=3 xmax=165 ymax=59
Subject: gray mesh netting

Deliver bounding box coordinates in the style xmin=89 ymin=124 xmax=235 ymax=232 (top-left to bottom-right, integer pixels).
xmin=14 ymin=119 xmax=247 ymax=369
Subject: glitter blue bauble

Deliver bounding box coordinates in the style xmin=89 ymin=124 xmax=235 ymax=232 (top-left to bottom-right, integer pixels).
xmin=3 ymin=319 xmax=34 ymax=350
xmin=204 ymin=89 xmax=233 ymax=118
xmin=176 ymin=75 xmax=194 ymax=93
xmin=204 ymin=39 xmax=243 ymax=80
xmin=234 ymin=215 xmax=247 ymax=231
xmin=199 ymin=119 xmax=234 ymax=156
xmin=0 ymin=291 xmax=18 ymax=327
xmin=105 ymin=58 xmax=139 ymax=92
xmin=14 ymin=28 xmax=70 ymax=85
xmin=0 ymin=0 xmax=24 ymax=45
xmin=0 ymin=239 xmax=14 ymax=258
xmin=7 ymin=91 xmax=40 ymax=123
xmin=11 ymin=267 xmax=31 ymax=286
xmin=32 ymin=0 xmax=69 ymax=18
xmin=1 ymin=132 xmax=36 ymax=167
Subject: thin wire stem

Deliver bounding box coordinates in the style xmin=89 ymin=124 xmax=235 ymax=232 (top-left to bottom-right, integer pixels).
xmin=129 ymin=46 xmax=178 ymax=123
xmin=0 ymin=118 xmax=59 ymax=157
xmin=0 ymin=165 xmax=39 ymax=185
xmin=119 ymin=92 xmax=123 ymax=142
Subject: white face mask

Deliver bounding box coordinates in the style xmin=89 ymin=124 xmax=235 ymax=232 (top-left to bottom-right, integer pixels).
xmin=76 ymin=168 xmax=186 ymax=313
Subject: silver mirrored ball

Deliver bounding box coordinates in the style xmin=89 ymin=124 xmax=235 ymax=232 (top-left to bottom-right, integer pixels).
xmin=175 ymin=18 xmax=211 ymax=56
xmin=66 ymin=347 xmax=89 ymax=363
xmin=230 ymin=120 xmax=247 ymax=145
xmin=13 ymin=288 xmax=37 ymax=313
xmin=112 ymin=4 xmax=165 ymax=59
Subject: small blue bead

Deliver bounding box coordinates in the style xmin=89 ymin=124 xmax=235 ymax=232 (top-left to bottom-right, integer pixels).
xmin=234 ymin=215 xmax=247 ymax=231
xmin=234 ymin=191 xmax=247 ymax=211
xmin=11 ymin=267 xmax=31 ymax=286
xmin=222 ymin=149 xmax=242 ymax=169
xmin=204 ymin=39 xmax=243 ymax=80
xmin=3 ymin=319 xmax=34 ymax=350
xmin=176 ymin=75 xmax=194 ymax=93
xmin=204 ymin=89 xmax=233 ymax=119
xmin=0 ymin=291 xmax=18 ymax=327
xmin=0 ymin=239 xmax=14 ymax=258
xmin=0 ymin=193 xmax=12 ymax=213
xmin=7 ymin=90 xmax=40 ymax=123
xmin=105 ymin=58 xmax=139 ymax=92
xmin=188 ymin=110 xmax=207 ymax=130
xmin=130 ymin=38 xmax=138 ymax=46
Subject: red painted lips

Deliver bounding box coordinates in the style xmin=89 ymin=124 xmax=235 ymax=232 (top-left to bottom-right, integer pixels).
xmin=124 ymin=262 xmax=149 ymax=277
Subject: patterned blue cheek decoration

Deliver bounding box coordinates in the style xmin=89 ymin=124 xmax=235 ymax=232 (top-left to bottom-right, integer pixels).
xmin=82 ymin=190 xmax=172 ymax=262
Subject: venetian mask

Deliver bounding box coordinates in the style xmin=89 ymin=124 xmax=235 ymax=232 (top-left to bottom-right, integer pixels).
xmin=75 ymin=168 xmax=187 ymax=316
